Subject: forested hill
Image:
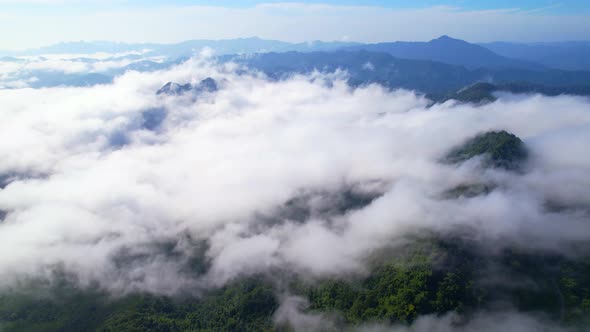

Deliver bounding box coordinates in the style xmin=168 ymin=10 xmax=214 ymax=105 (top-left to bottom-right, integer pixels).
xmin=429 ymin=82 xmax=590 ymax=104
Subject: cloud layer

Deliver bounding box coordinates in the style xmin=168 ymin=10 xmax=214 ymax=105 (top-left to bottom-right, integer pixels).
xmin=0 ymin=55 xmax=589 ymax=307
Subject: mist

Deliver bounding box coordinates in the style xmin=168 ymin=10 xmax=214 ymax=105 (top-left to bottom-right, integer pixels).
xmin=0 ymin=54 xmax=589 ymax=329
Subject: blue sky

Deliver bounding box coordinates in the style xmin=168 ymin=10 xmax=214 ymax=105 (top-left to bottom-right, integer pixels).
xmin=137 ymin=0 xmax=589 ymax=13
xmin=1 ymin=1 xmax=589 ymax=50
xmin=5 ymin=0 xmax=588 ymax=13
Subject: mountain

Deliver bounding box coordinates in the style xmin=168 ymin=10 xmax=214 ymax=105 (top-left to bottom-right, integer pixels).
xmin=0 ymin=38 xmax=361 ymax=59
xmin=480 ymin=41 xmax=590 ymax=71
xmin=7 ymin=48 xmax=590 ymax=95
xmin=230 ymin=50 xmax=590 ymax=95
xmin=228 ymin=50 xmax=478 ymax=93
xmin=343 ymin=35 xmax=544 ymax=70
xmin=431 ymin=81 xmax=590 ymax=104
xmin=27 ymin=72 xmax=112 ymax=88
xmin=156 ymin=82 xmax=193 ymax=96
xmin=23 ymin=41 xmax=159 ymax=55
xmin=438 ymin=82 xmax=498 ymax=103
xmin=156 ymin=77 xmax=218 ymax=96
xmin=446 ymin=130 xmax=528 ymax=171
xmin=148 ymin=38 xmax=359 ymax=59
xmin=4 ymin=37 xmax=589 ymax=72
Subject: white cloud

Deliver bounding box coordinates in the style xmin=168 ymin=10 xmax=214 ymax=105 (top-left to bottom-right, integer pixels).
xmin=0 ymin=55 xmax=588 ymax=295
xmin=0 ymin=51 xmax=160 ymax=88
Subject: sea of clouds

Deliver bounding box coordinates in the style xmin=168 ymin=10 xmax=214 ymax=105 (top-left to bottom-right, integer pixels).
xmin=0 ymin=53 xmax=588 ymax=330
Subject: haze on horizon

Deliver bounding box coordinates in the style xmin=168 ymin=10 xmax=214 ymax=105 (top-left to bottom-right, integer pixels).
xmin=1 ymin=0 xmax=590 ymax=50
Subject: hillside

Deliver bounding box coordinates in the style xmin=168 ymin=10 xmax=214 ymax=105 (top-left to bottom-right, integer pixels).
xmin=481 ymin=41 xmax=590 ymax=71
xmin=231 ymin=51 xmax=590 ymax=95
xmin=431 ymin=82 xmax=590 ymax=104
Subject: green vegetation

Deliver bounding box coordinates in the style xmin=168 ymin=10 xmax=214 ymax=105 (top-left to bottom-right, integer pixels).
xmin=446 ymin=130 xmax=528 ymax=170
xmin=303 ymin=260 xmax=475 ymax=324
xmin=442 ymin=82 xmax=498 ymax=104
xmin=0 ymin=278 xmax=278 ymax=332
xmin=559 ymin=258 xmax=590 ymax=322
xmin=1 ymin=241 xmax=589 ymax=331
xmin=441 ymin=130 xmax=526 ymax=199
xmin=295 ymin=240 xmax=479 ymax=325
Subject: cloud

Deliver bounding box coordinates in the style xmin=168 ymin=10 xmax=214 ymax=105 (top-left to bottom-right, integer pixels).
xmin=0 ymin=52 xmax=160 ymax=88
xmin=274 ymin=296 xmax=339 ymax=331
xmin=0 ymin=54 xmax=588 ymax=304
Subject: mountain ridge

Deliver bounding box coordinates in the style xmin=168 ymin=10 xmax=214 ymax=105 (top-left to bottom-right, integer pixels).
xmin=229 ymin=50 xmax=590 ymax=95
xmin=480 ymin=41 xmax=590 ymax=71
xmin=342 ymin=35 xmax=545 ymax=70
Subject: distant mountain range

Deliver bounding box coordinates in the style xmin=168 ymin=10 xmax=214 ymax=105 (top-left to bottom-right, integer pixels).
xmin=0 ymin=37 xmax=360 ymax=59
xmin=228 ymin=51 xmax=590 ymax=95
xmin=3 ymin=36 xmax=590 ymax=99
xmin=4 ymin=36 xmax=590 ymax=71
xmin=479 ymin=41 xmax=590 ymax=71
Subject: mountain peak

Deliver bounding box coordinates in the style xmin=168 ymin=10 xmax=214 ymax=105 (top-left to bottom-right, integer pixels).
xmin=446 ymin=130 xmax=528 ymax=171
xmin=156 ymin=82 xmax=192 ymax=95
xmin=156 ymin=77 xmax=218 ymax=96
xmin=431 ymin=35 xmax=463 ymax=43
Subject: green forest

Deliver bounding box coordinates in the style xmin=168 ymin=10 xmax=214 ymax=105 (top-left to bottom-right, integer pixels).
xmin=1 ymin=239 xmax=589 ymax=331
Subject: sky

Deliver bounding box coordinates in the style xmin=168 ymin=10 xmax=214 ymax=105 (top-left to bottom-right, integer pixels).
xmin=0 ymin=0 xmax=589 ymax=50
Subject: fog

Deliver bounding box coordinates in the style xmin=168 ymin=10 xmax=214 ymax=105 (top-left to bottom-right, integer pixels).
xmin=0 ymin=54 xmax=588 ymax=329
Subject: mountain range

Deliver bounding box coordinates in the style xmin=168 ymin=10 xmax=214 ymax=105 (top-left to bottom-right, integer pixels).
xmin=480 ymin=41 xmax=590 ymax=71
xmin=3 ymin=36 xmax=590 ymax=101
xmin=228 ymin=50 xmax=590 ymax=95
xmin=0 ymin=37 xmax=359 ymax=59
xmin=4 ymin=36 xmax=590 ymax=71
